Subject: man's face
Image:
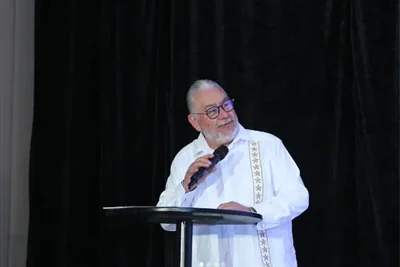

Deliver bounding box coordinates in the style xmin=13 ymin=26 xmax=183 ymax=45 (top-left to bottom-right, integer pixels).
xmin=188 ymin=87 xmax=239 ymax=148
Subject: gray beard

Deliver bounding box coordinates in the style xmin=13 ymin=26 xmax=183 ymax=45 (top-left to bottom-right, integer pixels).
xmin=202 ymin=123 xmax=239 ymax=146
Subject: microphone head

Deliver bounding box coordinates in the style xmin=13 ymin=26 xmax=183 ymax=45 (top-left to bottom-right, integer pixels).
xmin=213 ymin=145 xmax=229 ymax=160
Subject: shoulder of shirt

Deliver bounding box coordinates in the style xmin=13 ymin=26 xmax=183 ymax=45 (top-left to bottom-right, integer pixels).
xmin=245 ymin=128 xmax=282 ymax=144
xmin=170 ymin=139 xmax=198 ymax=164
xmin=244 ymin=129 xmax=285 ymax=158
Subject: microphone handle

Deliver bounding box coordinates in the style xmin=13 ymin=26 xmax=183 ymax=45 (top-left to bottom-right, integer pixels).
xmin=188 ymin=156 xmax=220 ymax=190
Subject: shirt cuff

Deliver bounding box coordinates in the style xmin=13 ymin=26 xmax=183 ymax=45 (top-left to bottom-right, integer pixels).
xmin=174 ymin=180 xmax=197 ymax=207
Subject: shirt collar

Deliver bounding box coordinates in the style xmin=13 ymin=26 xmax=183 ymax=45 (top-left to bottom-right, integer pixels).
xmin=193 ymin=123 xmax=252 ymax=156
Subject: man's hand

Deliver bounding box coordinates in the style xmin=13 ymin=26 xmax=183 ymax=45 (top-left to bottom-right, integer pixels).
xmin=182 ymin=154 xmax=216 ymax=192
xmin=217 ymin=201 xmax=251 ymax=212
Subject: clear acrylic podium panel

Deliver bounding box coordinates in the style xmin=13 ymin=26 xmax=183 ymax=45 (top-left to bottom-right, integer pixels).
xmin=103 ymin=206 xmax=262 ymax=267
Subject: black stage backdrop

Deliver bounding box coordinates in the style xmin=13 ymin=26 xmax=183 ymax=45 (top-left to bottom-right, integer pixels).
xmin=27 ymin=1 xmax=398 ymax=267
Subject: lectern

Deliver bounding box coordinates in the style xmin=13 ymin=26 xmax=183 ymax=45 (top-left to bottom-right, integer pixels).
xmin=103 ymin=206 xmax=262 ymax=267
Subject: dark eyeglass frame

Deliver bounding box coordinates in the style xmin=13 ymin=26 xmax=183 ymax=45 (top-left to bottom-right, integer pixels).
xmin=192 ymin=98 xmax=235 ymax=119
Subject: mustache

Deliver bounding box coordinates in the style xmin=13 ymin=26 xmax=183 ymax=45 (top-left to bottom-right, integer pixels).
xmin=217 ymin=119 xmax=233 ymax=127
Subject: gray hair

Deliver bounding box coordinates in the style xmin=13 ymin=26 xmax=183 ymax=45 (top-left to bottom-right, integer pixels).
xmin=186 ymin=79 xmax=226 ymax=113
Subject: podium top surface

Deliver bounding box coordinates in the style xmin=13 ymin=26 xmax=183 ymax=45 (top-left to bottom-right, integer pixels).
xmin=102 ymin=206 xmax=262 ymax=225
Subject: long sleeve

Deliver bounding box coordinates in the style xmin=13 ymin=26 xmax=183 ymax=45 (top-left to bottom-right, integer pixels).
xmin=253 ymin=140 xmax=309 ymax=230
xmin=156 ymin=152 xmax=199 ymax=231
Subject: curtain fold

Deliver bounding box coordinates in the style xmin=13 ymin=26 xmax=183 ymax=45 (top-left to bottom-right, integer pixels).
xmin=349 ymin=1 xmax=399 ymax=265
xmin=0 ymin=0 xmax=34 ymax=267
xmin=27 ymin=1 xmax=398 ymax=267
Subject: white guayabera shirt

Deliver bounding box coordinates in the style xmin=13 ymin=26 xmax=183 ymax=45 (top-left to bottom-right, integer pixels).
xmin=157 ymin=123 xmax=309 ymax=267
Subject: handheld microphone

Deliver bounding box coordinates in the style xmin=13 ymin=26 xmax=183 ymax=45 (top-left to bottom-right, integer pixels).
xmin=188 ymin=145 xmax=229 ymax=191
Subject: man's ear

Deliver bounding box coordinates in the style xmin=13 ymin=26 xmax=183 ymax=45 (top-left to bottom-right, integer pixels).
xmin=188 ymin=114 xmax=201 ymax=132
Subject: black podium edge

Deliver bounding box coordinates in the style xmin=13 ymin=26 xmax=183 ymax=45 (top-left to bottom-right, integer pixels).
xmin=101 ymin=206 xmax=262 ymax=221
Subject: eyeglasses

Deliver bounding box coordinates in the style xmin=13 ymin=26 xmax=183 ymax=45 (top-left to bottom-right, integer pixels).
xmin=192 ymin=99 xmax=235 ymax=119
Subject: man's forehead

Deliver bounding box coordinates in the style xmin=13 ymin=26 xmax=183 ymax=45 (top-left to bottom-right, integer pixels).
xmin=194 ymin=88 xmax=228 ymax=106
xmin=203 ymin=96 xmax=229 ymax=108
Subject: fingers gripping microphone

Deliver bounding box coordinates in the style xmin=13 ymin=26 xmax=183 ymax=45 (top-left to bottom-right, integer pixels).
xmin=188 ymin=145 xmax=229 ymax=191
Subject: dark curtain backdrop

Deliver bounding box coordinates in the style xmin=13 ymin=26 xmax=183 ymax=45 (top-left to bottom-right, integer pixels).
xmin=27 ymin=1 xmax=398 ymax=267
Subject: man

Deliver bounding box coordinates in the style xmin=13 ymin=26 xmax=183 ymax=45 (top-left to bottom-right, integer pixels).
xmin=157 ymin=79 xmax=309 ymax=267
